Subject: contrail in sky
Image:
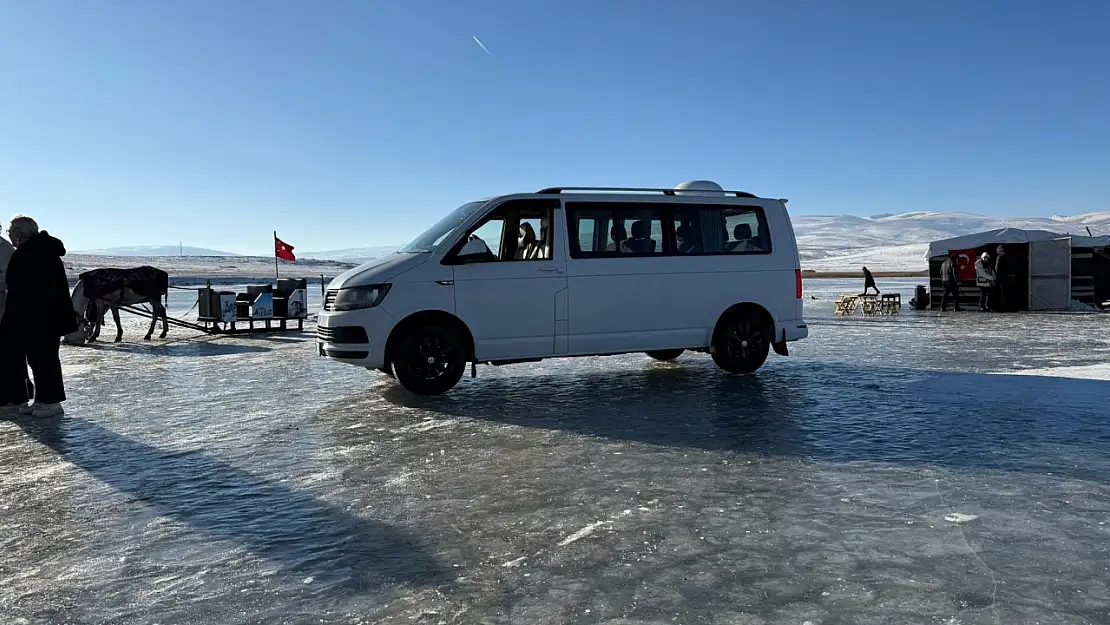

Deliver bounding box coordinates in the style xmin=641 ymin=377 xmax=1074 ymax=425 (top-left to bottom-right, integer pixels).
xmin=472 ymin=36 xmax=492 ymax=56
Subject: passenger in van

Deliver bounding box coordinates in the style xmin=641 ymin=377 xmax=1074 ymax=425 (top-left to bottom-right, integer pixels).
xmin=726 ymin=224 xmax=758 ymax=252
xmin=516 ymin=223 xmax=541 ymax=259
xmin=676 ymin=226 xmax=697 ymax=253
xmin=605 ymin=224 xmax=627 ymax=252
xmin=621 ymin=220 xmax=656 ymax=254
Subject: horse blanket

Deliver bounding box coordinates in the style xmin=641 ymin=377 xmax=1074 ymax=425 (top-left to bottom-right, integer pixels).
xmin=79 ymin=266 xmax=169 ymax=300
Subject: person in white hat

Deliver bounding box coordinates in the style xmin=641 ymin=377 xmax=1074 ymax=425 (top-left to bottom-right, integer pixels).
xmin=974 ymin=251 xmax=996 ymax=312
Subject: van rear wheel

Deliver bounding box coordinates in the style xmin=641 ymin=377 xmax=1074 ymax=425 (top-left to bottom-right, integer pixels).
xmin=645 ymin=349 xmax=685 ymax=361
xmin=710 ymin=311 xmax=770 ymax=374
xmin=392 ymin=325 xmax=466 ymax=395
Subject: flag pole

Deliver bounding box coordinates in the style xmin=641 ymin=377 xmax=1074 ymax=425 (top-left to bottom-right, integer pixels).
xmin=274 ymin=231 xmax=279 ymax=282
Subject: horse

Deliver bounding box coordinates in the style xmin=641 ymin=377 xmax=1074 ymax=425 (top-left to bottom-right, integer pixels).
xmin=65 ymin=267 xmax=170 ymax=344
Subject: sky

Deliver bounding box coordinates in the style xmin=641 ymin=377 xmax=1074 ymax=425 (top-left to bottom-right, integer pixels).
xmin=1 ymin=0 xmax=1108 ymax=255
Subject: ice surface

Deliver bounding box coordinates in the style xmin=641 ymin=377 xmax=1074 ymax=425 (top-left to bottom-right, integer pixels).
xmin=1 ymin=278 xmax=1109 ymax=624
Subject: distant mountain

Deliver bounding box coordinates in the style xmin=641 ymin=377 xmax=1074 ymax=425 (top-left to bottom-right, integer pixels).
xmin=70 ymin=210 xmax=1110 ymax=272
xmin=73 ymin=245 xmax=240 ymax=257
xmin=300 ymin=246 xmax=400 ymax=263
xmin=793 ymin=210 xmax=1110 ymax=272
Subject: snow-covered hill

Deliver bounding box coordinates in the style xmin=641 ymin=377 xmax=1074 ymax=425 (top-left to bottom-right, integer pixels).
xmin=793 ymin=211 xmax=1110 ymax=272
xmin=63 ymin=254 xmax=355 ymax=283
xmin=73 ymin=245 xmax=240 ymax=256
xmin=300 ymin=246 xmax=400 ymax=263
xmin=60 ymin=210 xmax=1109 ymax=278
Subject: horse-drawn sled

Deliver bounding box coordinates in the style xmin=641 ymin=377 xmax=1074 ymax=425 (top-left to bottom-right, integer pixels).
xmin=196 ymin=278 xmax=309 ymax=334
xmin=65 ymin=267 xmax=310 ymax=344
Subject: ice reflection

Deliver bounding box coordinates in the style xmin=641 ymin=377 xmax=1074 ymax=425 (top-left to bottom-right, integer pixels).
xmin=13 ymin=416 xmax=440 ymax=589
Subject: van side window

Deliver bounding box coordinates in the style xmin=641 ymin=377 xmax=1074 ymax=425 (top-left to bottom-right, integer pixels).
xmin=720 ymin=207 xmax=769 ymax=253
xmin=568 ymin=203 xmax=666 ymax=258
xmin=451 ymin=199 xmax=557 ymax=263
xmin=567 ymin=202 xmax=771 ymax=258
xmin=673 ymin=206 xmax=703 ymax=253
xmin=684 ymin=205 xmax=771 ymax=255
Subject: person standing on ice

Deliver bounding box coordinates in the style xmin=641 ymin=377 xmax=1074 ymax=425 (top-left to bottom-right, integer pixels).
xmin=860 ymin=266 xmax=880 ymax=295
xmin=974 ymin=252 xmax=996 ymax=312
xmin=0 ymin=232 xmax=30 ymax=415
xmin=939 ymin=253 xmax=962 ymax=311
xmin=994 ymin=245 xmax=1016 ymax=312
xmin=4 ymin=215 xmax=77 ymax=418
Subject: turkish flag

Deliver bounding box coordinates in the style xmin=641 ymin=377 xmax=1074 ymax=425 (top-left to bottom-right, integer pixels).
xmin=949 ymin=248 xmax=976 ymax=281
xmin=275 ymin=236 xmax=296 ymax=262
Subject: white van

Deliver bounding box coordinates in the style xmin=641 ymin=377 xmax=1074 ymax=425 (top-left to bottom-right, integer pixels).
xmin=317 ymin=181 xmax=808 ymax=395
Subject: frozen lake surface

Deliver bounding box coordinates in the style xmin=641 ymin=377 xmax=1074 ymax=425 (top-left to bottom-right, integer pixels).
xmin=2 ymin=279 xmax=1109 ymax=624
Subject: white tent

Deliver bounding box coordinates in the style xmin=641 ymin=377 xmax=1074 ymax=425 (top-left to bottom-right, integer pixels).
xmin=926 ymin=228 xmax=1073 ymax=311
xmin=925 ymin=228 xmax=1066 ymax=259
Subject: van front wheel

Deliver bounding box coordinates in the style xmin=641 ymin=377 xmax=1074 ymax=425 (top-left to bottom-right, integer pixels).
xmin=645 ymin=349 xmax=685 ymax=361
xmin=392 ymin=325 xmax=466 ymax=395
xmin=710 ymin=312 xmax=770 ymax=374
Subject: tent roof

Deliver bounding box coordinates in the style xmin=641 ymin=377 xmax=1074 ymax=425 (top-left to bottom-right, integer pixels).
xmin=1070 ymin=235 xmax=1110 ymax=248
xmin=926 ymin=228 xmax=1068 ymax=259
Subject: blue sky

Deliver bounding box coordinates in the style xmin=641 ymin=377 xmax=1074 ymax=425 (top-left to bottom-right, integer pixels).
xmin=1 ymin=0 xmax=1107 ymax=255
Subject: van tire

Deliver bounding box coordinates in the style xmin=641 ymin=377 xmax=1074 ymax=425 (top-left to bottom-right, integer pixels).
xmin=710 ymin=311 xmax=770 ymax=374
xmin=645 ymin=349 xmax=685 ymax=361
xmin=391 ymin=325 xmax=466 ymax=395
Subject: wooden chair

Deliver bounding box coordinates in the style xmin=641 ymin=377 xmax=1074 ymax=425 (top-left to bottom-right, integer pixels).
xmin=859 ymin=295 xmax=880 ymax=316
xmin=880 ymin=293 xmax=901 ymax=315
xmin=835 ymin=295 xmax=863 ymax=316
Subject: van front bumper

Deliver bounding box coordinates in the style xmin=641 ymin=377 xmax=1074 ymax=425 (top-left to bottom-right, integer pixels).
xmin=316 ymin=306 xmax=395 ymax=368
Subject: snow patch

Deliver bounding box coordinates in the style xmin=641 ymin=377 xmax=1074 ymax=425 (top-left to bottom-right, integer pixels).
xmin=557 ymin=521 xmax=609 ymax=546
xmin=944 ymin=513 xmax=979 ymax=524
xmin=993 ymin=364 xmax=1110 ymax=381
xmin=391 ymin=419 xmax=457 ymax=434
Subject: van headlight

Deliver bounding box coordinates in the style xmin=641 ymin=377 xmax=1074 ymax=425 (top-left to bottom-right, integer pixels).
xmin=333 ymin=284 xmax=391 ymax=311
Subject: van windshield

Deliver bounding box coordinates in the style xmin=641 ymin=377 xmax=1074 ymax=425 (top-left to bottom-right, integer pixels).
xmin=398 ymin=201 xmax=488 ymax=253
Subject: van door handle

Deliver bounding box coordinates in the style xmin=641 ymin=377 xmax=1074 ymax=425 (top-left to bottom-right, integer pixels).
xmin=537 ymin=265 xmax=559 ymax=273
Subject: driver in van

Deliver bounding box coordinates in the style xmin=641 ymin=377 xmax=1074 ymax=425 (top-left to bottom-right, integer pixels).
xmin=517 ymin=223 xmax=541 ymax=259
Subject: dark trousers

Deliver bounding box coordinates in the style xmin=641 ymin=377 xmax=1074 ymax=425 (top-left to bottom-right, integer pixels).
xmin=995 ymin=276 xmax=1013 ymax=312
xmin=0 ymin=319 xmax=31 ymax=405
xmin=940 ymin=282 xmax=961 ymax=311
xmin=22 ymin=335 xmax=66 ymax=404
xmin=978 ymin=287 xmax=992 ymax=311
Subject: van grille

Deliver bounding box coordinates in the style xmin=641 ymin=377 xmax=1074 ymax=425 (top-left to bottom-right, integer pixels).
xmin=317 ymin=325 xmax=368 ymax=344
xmin=323 ymin=289 xmax=338 ymax=311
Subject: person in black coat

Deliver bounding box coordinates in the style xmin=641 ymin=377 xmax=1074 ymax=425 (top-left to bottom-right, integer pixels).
xmin=939 ymin=253 xmax=962 ymax=311
xmin=5 ymin=216 xmax=77 ymax=417
xmin=861 ymin=266 xmax=880 ymax=295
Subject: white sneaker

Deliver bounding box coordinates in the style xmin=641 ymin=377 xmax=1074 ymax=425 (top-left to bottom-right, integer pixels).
xmin=31 ymin=403 xmax=64 ymax=418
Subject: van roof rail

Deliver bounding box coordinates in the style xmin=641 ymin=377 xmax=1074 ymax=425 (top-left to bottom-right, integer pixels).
xmin=535 ymin=186 xmax=760 ymax=198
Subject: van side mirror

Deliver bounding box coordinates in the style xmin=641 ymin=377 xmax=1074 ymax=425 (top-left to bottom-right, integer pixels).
xmin=451 ymin=237 xmax=495 ymax=264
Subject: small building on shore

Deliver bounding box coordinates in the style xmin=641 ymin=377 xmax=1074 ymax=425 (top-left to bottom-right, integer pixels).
xmin=925 ymin=228 xmax=1110 ymax=310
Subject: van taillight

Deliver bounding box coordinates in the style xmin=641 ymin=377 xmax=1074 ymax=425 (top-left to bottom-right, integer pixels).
xmin=795 ymin=269 xmax=803 ymax=299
